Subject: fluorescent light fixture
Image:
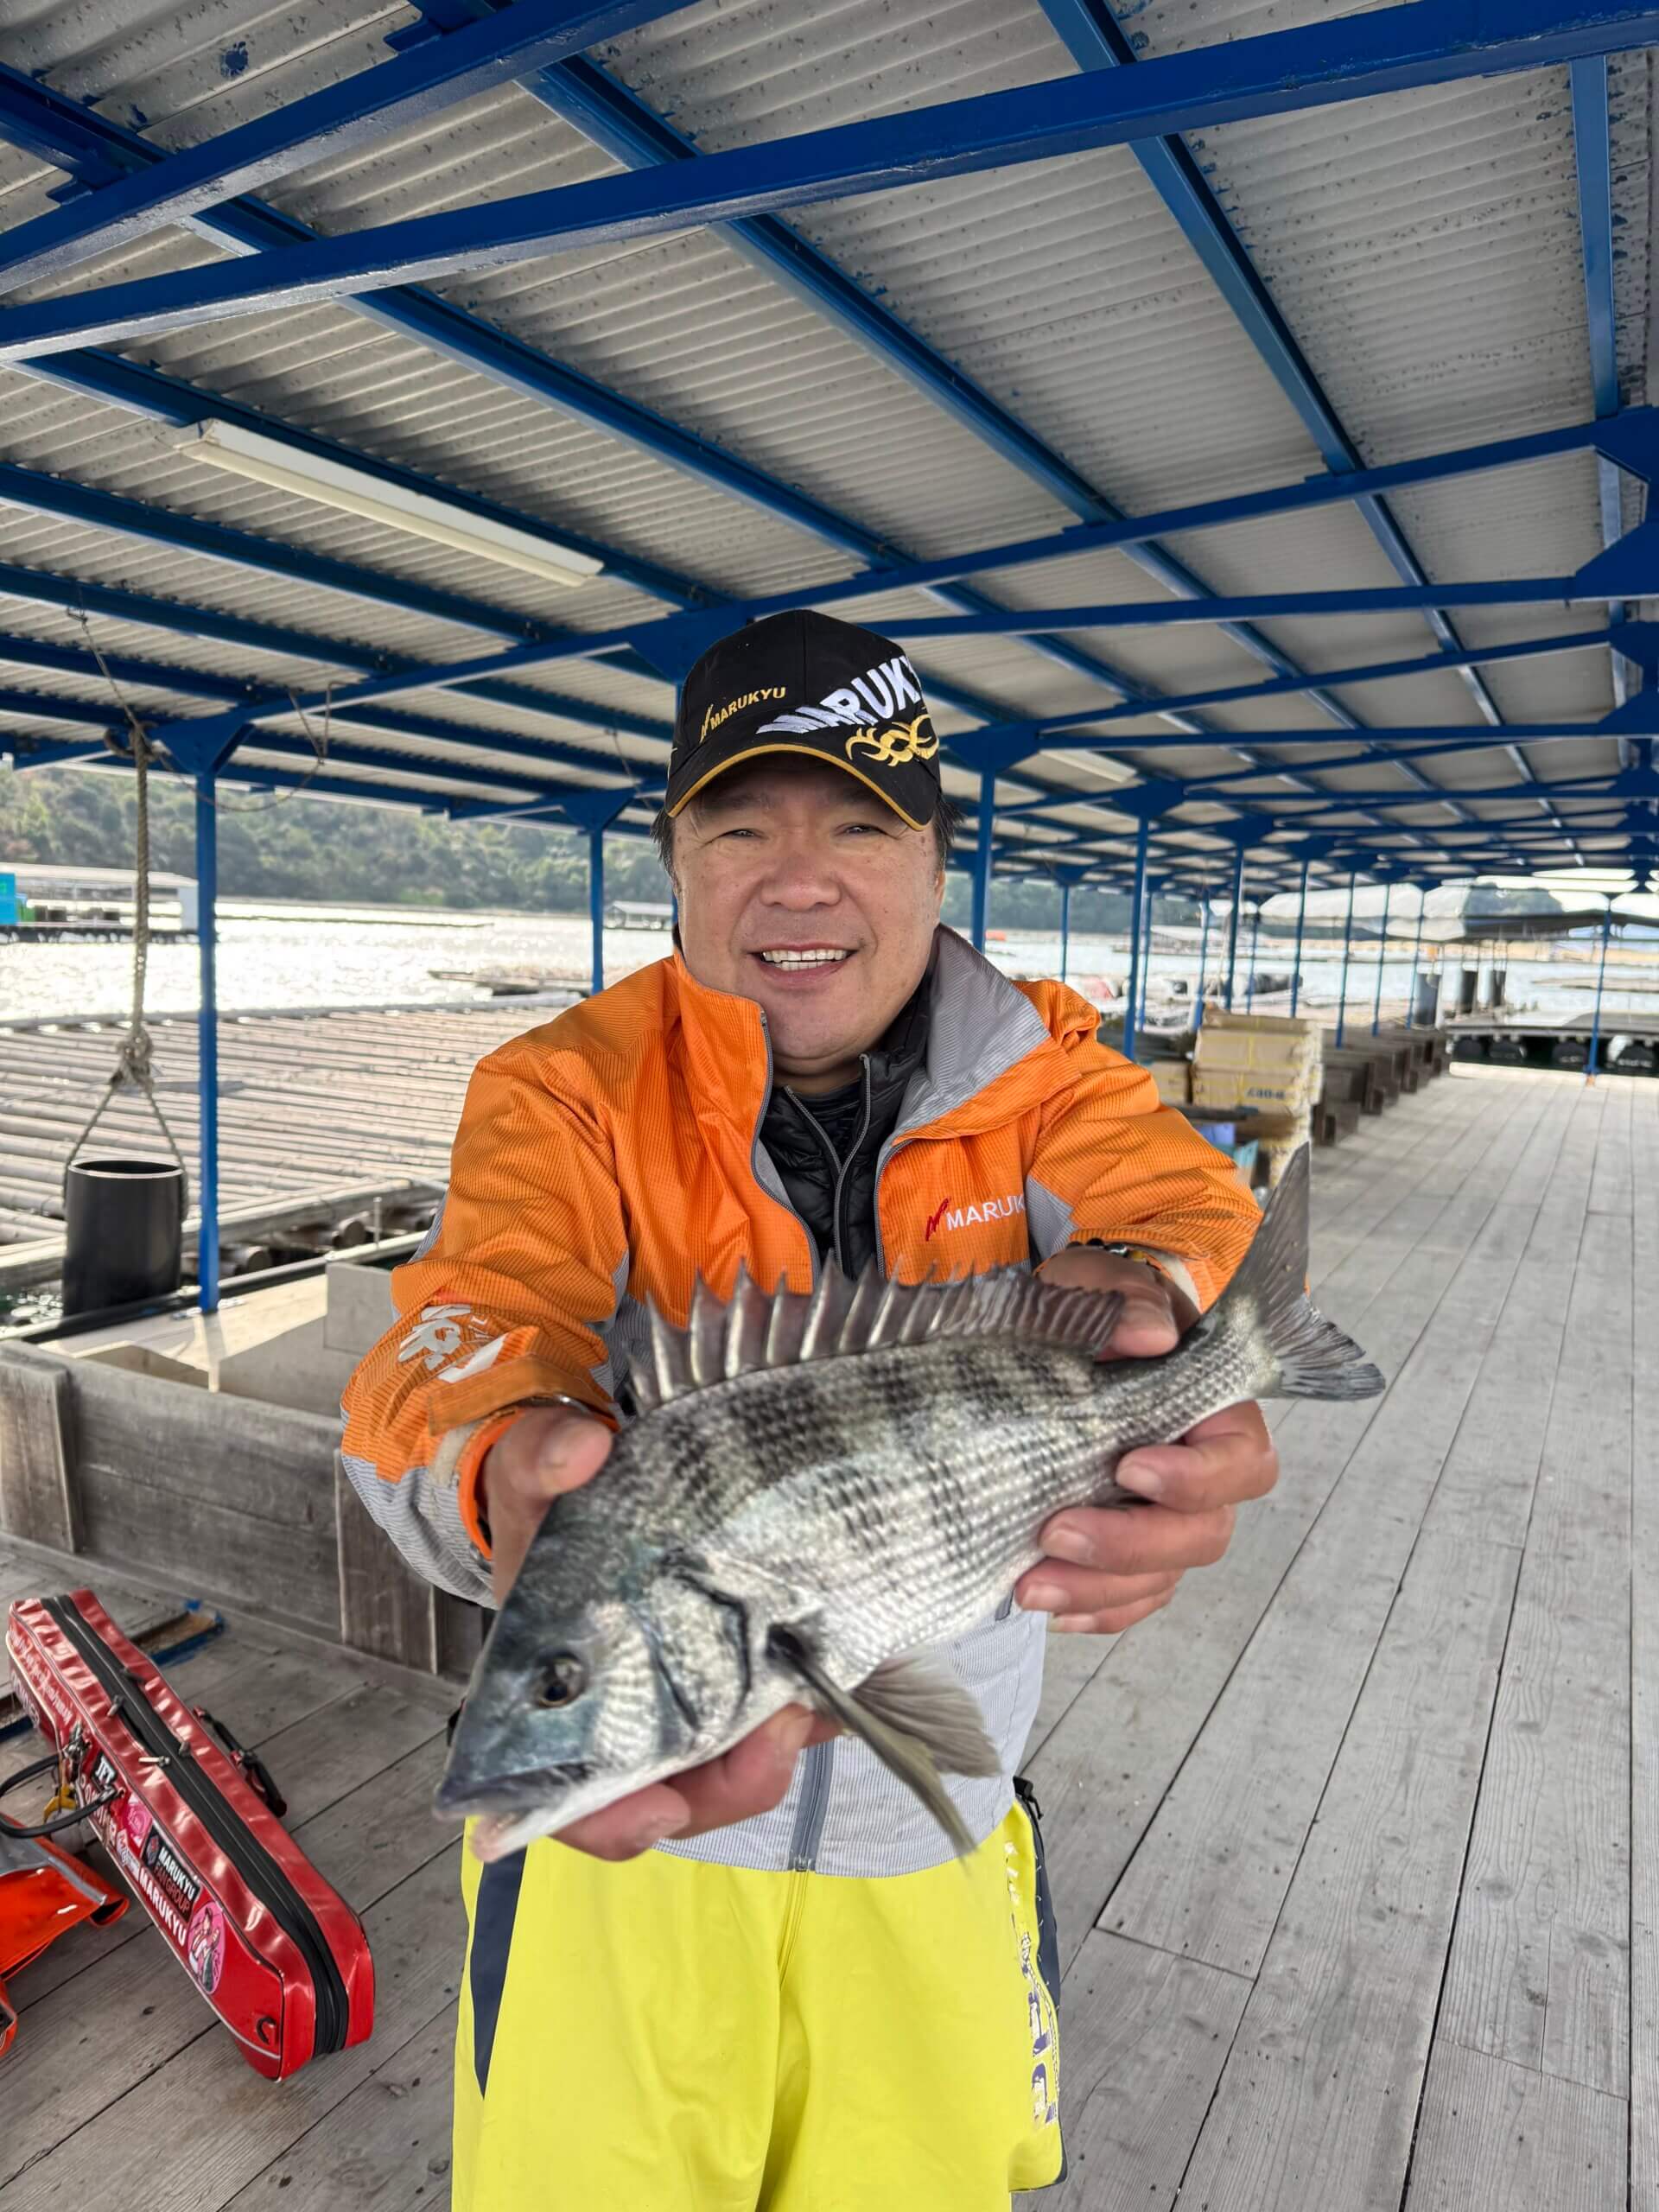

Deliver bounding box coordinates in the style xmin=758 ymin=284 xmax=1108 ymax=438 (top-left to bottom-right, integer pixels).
xmin=177 ymin=419 xmax=603 ymax=590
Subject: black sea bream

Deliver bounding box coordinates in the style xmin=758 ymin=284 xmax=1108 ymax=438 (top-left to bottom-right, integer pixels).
xmin=439 ymin=1147 xmax=1382 ymax=1857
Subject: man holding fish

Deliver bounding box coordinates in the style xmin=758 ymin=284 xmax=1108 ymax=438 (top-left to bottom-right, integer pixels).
xmin=341 ymin=612 xmax=1344 ymax=2209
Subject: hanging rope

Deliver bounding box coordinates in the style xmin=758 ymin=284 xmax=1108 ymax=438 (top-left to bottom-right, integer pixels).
xmin=60 ymin=613 xmax=190 ymax=1211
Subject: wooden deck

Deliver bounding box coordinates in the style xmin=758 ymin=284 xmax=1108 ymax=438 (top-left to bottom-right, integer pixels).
xmin=1 ymin=1064 xmax=1649 ymax=2208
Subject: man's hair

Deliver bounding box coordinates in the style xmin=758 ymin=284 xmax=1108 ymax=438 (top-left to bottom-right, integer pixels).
xmin=652 ymin=792 xmax=963 ymax=882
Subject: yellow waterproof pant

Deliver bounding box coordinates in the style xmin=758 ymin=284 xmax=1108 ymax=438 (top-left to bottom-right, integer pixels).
xmin=453 ymin=1802 xmax=1064 ymax=2210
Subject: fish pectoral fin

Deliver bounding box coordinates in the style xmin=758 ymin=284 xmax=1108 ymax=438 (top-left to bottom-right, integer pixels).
xmin=855 ymin=1655 xmax=1002 ymax=1780
xmin=767 ymin=1633 xmax=996 ymax=1859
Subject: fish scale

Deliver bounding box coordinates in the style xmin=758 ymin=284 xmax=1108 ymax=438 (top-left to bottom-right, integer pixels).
xmin=439 ymin=1147 xmax=1384 ymax=1858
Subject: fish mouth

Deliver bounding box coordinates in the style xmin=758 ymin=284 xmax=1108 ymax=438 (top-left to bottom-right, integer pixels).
xmin=433 ymin=1758 xmax=592 ymax=1821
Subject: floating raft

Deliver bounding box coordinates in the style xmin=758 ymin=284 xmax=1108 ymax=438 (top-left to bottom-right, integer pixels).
xmin=1447 ymin=1011 xmax=1659 ymax=1071
xmin=0 ymin=995 xmax=576 ymax=1284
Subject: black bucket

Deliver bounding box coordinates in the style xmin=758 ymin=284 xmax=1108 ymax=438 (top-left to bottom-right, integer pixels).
xmin=61 ymin=1156 xmax=185 ymax=1319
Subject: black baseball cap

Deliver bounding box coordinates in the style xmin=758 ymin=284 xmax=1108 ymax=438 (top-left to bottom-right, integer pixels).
xmin=664 ymin=610 xmax=942 ymax=830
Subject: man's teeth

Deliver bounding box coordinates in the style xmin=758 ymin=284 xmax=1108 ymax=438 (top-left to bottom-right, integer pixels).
xmin=760 ymin=949 xmax=849 ymax=968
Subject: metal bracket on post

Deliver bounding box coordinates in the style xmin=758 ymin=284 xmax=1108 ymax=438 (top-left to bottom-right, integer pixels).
xmin=1573 ymin=519 xmax=1659 ymax=602
xmin=1596 ymin=408 xmax=1659 ymax=490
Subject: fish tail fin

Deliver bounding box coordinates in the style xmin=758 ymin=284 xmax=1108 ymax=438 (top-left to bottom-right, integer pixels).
xmin=1221 ymin=1146 xmax=1385 ymax=1404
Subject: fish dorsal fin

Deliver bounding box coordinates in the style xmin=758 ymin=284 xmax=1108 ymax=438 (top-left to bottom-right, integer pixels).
xmin=626 ymin=1263 xmax=1123 ymax=1414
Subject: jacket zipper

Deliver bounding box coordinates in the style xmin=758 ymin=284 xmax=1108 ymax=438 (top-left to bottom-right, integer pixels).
xmin=41 ymin=1597 xmax=350 ymax=2055
xmin=772 ymin=1057 xmax=874 ymax=1870
xmin=834 ymin=1059 xmax=875 ymax=1274
xmin=778 ymin=1052 xmax=872 ymax=1277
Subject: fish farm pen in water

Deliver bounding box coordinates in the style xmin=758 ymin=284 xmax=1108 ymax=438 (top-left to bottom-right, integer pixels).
xmin=3 ymin=0 xmax=1659 ymax=2204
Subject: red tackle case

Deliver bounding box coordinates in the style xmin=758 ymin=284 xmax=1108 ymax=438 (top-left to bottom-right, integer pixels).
xmin=4 ymin=1590 xmax=373 ymax=2077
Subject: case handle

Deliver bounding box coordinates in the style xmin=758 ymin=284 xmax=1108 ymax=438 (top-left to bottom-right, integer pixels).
xmin=0 ymin=1751 xmax=120 ymax=1840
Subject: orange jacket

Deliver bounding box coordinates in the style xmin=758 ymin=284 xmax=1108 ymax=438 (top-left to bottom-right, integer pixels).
xmin=339 ymin=928 xmax=1259 ymax=1603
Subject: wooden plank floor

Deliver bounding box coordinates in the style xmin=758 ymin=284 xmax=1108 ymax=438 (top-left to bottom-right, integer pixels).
xmin=0 ymin=1065 xmax=1646 ymax=2209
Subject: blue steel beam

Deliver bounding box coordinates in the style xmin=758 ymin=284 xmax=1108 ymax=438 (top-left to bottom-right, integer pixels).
xmin=0 ymin=686 xmax=118 ymax=728
xmin=882 ymin=580 xmax=1638 ymax=632
xmin=0 ymin=71 xmax=1246 ymax=758
xmin=1035 ymin=0 xmax=1510 ymax=739
xmin=0 ymin=67 xmax=1637 ymax=844
xmin=0 ymin=644 xmax=669 ymax=785
xmin=0 ymin=1 xmax=691 ymax=296
xmin=31 ymin=346 xmax=702 ymax=613
xmin=193 ymin=492 xmax=1656 ymax=722
xmin=0 ymin=461 xmax=561 ymax=642
xmin=0 ymin=635 xmax=252 ymax=704
xmin=0 ymin=600 xmax=677 ymax=761
xmin=0 ymin=62 xmax=898 ymax=577
xmin=0 ymin=34 xmax=1645 ymax=618
xmin=3 ymin=2 xmax=1657 ymax=354
xmin=176 ymin=580 xmax=1630 ymax=739
xmin=520 ymin=48 xmax=1361 ymax=731
xmin=1029 ymin=628 xmax=1616 ymax=729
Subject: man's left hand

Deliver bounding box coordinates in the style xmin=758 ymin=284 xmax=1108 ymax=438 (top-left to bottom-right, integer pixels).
xmin=1019 ymin=1246 xmax=1278 ymax=1633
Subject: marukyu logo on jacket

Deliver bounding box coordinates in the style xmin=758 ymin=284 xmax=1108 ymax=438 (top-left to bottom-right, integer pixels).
xmin=758 ymin=655 xmax=928 ymax=740
xmin=925 ymin=1192 xmax=1027 ymax=1238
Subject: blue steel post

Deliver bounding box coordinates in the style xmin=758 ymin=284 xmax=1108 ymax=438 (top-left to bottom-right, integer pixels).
xmin=1123 ymin=819 xmax=1150 ymax=1064
xmin=1244 ymin=900 xmax=1262 ymax=1012
xmin=1587 ymin=901 xmax=1613 ymax=1079
xmin=971 ymin=766 xmax=995 ymax=951
xmin=1224 ymin=845 xmax=1246 ymax=1010
xmin=1335 ymin=871 xmax=1358 ymax=1048
xmin=1290 ymin=857 xmax=1311 ymax=1015
xmin=1406 ymin=889 xmax=1427 ymax=1025
xmin=1194 ymin=896 xmax=1211 ymax=1031
xmin=1139 ymin=875 xmax=1157 ymax=1035
xmin=194 ymin=773 xmax=220 ymax=1314
xmin=588 ymin=825 xmax=606 ymax=995
xmin=1371 ymin=882 xmax=1393 ymax=1033
xmin=1058 ymin=879 xmax=1071 ymax=983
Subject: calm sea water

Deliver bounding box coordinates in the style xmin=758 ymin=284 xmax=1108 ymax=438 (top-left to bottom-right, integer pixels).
xmin=0 ymin=900 xmax=1648 ymax=1027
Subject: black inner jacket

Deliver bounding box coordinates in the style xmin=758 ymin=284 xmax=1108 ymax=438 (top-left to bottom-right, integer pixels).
xmin=758 ymin=976 xmax=931 ymax=1279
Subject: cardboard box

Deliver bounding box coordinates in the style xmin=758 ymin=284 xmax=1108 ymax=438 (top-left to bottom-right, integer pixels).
xmin=1194 ymin=1011 xmax=1320 ymax=1077
xmin=1148 ymin=1058 xmax=1190 ymax=1106
xmin=1192 ymin=1065 xmax=1317 ymax=1114
xmin=1194 ymin=1029 xmax=1314 ymax=1073
xmin=1199 ymin=1012 xmax=1319 ymax=1039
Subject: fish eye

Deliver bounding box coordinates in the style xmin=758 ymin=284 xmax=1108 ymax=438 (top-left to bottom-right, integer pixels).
xmin=535 ymin=1651 xmax=586 ymax=1709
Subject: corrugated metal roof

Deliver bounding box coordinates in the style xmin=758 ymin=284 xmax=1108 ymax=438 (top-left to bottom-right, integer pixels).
xmin=0 ymin=0 xmax=1649 ymax=885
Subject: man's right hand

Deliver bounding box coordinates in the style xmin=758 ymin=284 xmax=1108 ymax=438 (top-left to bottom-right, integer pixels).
xmin=477 ymin=1407 xmax=835 ymax=1862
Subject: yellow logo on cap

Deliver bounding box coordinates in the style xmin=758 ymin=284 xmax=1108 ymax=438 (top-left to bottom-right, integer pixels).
xmin=845 ymin=714 xmax=938 ymax=769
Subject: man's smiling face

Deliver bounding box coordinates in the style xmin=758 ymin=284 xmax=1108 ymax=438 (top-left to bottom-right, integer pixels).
xmin=671 ymin=757 xmax=944 ymax=1093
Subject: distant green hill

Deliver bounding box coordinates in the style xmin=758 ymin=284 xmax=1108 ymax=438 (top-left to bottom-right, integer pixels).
xmin=0 ymin=763 xmax=1166 ymax=937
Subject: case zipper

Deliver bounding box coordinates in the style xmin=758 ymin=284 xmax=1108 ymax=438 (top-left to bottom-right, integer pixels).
xmin=39 ymin=1598 xmax=349 ymax=2056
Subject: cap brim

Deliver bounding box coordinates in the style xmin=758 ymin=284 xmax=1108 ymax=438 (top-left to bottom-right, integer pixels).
xmin=664 ymin=739 xmax=934 ymax=830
